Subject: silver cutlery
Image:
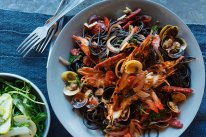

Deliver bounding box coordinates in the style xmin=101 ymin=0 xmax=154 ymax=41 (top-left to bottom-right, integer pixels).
xmin=17 ymin=0 xmax=84 ymax=57
xmin=35 ymin=0 xmax=67 ymax=53
xmin=46 ymin=15 xmax=66 ymax=68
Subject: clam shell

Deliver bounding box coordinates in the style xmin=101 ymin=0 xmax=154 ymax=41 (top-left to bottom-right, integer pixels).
xmin=159 ymin=25 xmax=172 ymax=39
xmin=61 ymin=71 xmax=78 ymax=82
xmin=86 ymin=96 xmax=99 ymax=108
xmin=160 ymin=25 xmax=179 ymax=40
xmin=171 ymin=92 xmax=186 ymax=103
xmin=63 ymin=86 xmax=80 ymax=96
xmin=71 ymin=93 xmax=88 ymax=108
xmin=162 ymin=37 xmax=187 ymax=58
xmin=167 ymin=101 xmax=180 ymax=113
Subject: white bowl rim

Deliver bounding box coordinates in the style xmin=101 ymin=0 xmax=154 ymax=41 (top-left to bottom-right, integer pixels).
xmin=0 ymin=72 xmax=51 ymax=137
xmin=47 ymin=0 xmax=205 ymax=136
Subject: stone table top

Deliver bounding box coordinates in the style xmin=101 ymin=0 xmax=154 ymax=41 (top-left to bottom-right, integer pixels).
xmin=0 ymin=0 xmax=205 ymax=24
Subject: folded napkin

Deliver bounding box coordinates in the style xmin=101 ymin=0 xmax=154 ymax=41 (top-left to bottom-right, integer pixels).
xmin=0 ymin=9 xmax=205 ymax=137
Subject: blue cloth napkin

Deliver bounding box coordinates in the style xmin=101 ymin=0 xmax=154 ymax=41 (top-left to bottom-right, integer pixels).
xmin=0 ymin=9 xmax=205 ymax=137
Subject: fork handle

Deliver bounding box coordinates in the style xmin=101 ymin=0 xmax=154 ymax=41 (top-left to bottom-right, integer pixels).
xmin=46 ymin=0 xmax=84 ymax=28
xmin=54 ymin=0 xmax=66 ymax=16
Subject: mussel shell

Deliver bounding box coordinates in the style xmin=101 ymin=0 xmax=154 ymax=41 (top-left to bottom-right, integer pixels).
xmin=167 ymin=101 xmax=180 ymax=113
xmin=102 ymin=87 xmax=115 ymax=101
xmin=171 ymin=92 xmax=186 ymax=103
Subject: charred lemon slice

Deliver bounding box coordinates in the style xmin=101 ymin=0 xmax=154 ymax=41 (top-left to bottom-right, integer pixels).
xmin=115 ymin=59 xmax=125 ymax=78
xmin=124 ymin=60 xmax=142 ymax=74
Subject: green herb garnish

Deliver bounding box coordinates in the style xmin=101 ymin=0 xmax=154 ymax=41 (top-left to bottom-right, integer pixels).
xmin=151 ymin=25 xmax=158 ymax=31
xmin=129 ymin=37 xmax=138 ymax=45
xmin=68 ymin=54 xmax=82 ymax=63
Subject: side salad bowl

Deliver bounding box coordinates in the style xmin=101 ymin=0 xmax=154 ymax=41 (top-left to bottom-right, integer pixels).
xmin=47 ymin=0 xmax=205 ymax=137
xmin=0 ymin=73 xmax=50 ymax=137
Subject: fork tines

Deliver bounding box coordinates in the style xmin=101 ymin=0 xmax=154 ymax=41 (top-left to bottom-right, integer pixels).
xmin=17 ymin=34 xmax=41 ymax=57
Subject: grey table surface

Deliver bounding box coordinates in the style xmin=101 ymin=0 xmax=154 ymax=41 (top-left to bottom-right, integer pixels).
xmin=0 ymin=0 xmax=205 ymax=25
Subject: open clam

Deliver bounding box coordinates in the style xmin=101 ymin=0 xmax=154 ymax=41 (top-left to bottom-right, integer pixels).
xmin=63 ymin=84 xmax=80 ymax=96
xmin=62 ymin=71 xmax=81 ymax=96
xmin=167 ymin=101 xmax=180 ymax=113
xmin=71 ymin=93 xmax=88 ymax=108
xmin=160 ymin=25 xmax=187 ymax=58
xmin=160 ymin=25 xmax=178 ymax=39
xmin=162 ymin=37 xmax=187 ymax=58
xmin=86 ymin=96 xmax=99 ymax=109
xmin=61 ymin=71 xmax=78 ymax=83
xmin=171 ymin=92 xmax=186 ymax=103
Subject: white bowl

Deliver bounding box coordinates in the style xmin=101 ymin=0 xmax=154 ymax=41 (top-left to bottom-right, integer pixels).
xmin=47 ymin=0 xmax=205 ymax=137
xmin=0 ymin=73 xmax=51 ymax=137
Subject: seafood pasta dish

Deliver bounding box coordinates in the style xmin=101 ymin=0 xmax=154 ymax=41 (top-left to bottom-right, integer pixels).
xmin=59 ymin=7 xmax=194 ymax=137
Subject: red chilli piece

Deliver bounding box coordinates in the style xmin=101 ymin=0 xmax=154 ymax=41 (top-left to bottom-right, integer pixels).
xmin=104 ymin=16 xmax=110 ymax=31
xmin=125 ymin=8 xmax=142 ymax=21
xmin=118 ymin=8 xmax=142 ymax=25
xmin=123 ymin=20 xmax=134 ymax=30
xmin=133 ymin=26 xmax=139 ymax=33
xmin=161 ymin=86 xmax=193 ymax=93
xmin=168 ymin=117 xmax=183 ymax=128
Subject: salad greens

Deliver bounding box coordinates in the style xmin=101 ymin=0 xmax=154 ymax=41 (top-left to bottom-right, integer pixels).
xmin=0 ymin=78 xmax=47 ymax=137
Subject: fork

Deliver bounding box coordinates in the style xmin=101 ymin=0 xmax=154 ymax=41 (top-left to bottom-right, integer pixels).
xmin=17 ymin=0 xmax=84 ymax=57
xmin=35 ymin=0 xmax=67 ymax=53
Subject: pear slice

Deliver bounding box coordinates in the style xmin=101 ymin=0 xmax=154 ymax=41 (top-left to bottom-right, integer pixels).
xmin=0 ymin=94 xmax=13 ymax=121
xmin=0 ymin=126 xmax=32 ymax=137
xmin=0 ymin=117 xmax=11 ymax=134
xmin=13 ymin=115 xmax=37 ymax=137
